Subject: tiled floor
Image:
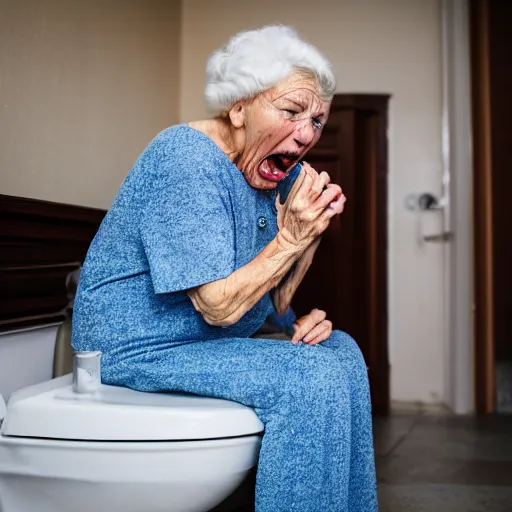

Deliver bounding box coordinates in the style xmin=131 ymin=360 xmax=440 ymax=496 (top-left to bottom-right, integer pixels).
xmin=213 ymin=408 xmax=512 ymax=511
xmin=375 ymin=408 xmax=512 ymax=511
xmin=497 ymin=360 xmax=512 ymax=413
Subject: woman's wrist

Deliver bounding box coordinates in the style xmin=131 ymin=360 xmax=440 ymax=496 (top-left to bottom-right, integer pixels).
xmin=275 ymin=229 xmax=310 ymax=256
xmin=272 ymin=235 xmax=321 ymax=313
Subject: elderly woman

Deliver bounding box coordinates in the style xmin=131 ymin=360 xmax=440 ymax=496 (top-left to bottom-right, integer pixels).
xmin=72 ymin=25 xmax=377 ymax=512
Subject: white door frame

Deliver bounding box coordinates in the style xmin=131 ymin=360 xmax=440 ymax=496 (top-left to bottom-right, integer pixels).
xmin=441 ymin=0 xmax=475 ymax=414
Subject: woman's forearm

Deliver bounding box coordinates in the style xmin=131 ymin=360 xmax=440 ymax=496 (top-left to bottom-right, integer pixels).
xmin=187 ymin=231 xmax=305 ymax=326
xmin=273 ymin=237 xmax=320 ymax=314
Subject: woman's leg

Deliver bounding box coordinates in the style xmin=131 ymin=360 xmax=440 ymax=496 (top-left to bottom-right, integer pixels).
xmin=321 ymin=330 xmax=378 ymax=511
xmin=253 ymin=343 xmax=351 ymax=511
xmin=102 ymin=338 xmax=355 ymax=511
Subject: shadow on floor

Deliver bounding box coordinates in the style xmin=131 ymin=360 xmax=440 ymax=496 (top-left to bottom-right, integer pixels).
xmin=211 ymin=407 xmax=512 ymax=511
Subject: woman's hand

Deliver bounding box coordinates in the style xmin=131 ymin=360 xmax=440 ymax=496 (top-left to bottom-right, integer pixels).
xmin=291 ymin=308 xmax=333 ymax=345
xmin=276 ymin=162 xmax=346 ymax=250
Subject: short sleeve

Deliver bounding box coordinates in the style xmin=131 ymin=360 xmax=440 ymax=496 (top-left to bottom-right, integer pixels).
xmin=140 ymin=156 xmax=236 ymax=294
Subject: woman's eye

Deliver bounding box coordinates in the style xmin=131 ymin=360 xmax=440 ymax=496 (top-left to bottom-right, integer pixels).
xmin=283 ymin=109 xmax=299 ymax=117
xmin=312 ymin=117 xmax=323 ymax=129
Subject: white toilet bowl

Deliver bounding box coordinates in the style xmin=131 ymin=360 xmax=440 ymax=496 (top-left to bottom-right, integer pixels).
xmin=0 ymin=374 xmax=263 ymax=512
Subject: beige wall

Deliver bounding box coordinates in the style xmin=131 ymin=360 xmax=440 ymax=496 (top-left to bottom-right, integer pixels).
xmin=0 ymin=0 xmax=450 ymax=406
xmin=180 ymin=0 xmax=447 ymax=404
xmin=0 ymin=0 xmax=181 ymax=210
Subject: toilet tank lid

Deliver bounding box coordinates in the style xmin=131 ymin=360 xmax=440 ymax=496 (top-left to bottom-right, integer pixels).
xmin=0 ymin=375 xmax=264 ymax=441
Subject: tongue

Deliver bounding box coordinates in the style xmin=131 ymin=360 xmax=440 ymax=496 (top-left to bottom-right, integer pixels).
xmin=259 ymin=157 xmax=285 ymax=182
xmin=266 ymin=157 xmax=279 ymax=173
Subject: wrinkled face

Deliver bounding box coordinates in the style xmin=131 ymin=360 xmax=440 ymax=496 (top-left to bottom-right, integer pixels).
xmin=231 ymin=72 xmax=331 ymax=190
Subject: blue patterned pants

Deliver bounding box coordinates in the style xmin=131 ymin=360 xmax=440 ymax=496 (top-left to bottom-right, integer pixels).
xmin=103 ymin=330 xmax=378 ymax=511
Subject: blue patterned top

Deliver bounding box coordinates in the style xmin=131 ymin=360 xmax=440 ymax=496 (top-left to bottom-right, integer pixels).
xmin=72 ymin=125 xmax=282 ymax=363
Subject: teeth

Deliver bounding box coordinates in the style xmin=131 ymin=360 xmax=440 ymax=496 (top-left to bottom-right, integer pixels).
xmin=260 ymin=158 xmax=282 ymax=178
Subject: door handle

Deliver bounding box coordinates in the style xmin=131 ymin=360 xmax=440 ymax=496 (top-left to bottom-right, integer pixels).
xmin=405 ymin=192 xmax=452 ymax=245
xmin=423 ymin=232 xmax=453 ymax=243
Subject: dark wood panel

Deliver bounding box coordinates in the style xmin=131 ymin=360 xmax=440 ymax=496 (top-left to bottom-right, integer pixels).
xmin=2 ymin=267 xmax=73 ymax=297
xmin=0 ymin=195 xmax=105 ymax=222
xmin=0 ymin=241 xmax=89 ymax=266
xmin=489 ymin=0 xmax=512 ymax=361
xmin=0 ymin=296 xmax=67 ymax=319
xmin=0 ymin=218 xmax=100 ymax=242
xmin=291 ymin=94 xmax=390 ymax=415
xmin=312 ymin=126 xmax=339 ymax=150
xmin=471 ymin=0 xmax=496 ymax=414
xmin=0 ymin=194 xmax=106 ymax=333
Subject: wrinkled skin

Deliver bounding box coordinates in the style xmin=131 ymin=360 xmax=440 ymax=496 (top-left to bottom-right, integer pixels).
xmin=228 ymin=72 xmax=330 ymax=190
xmin=188 ymin=72 xmax=346 ymax=343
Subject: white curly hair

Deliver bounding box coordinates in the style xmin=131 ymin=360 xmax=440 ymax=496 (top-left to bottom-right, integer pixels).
xmin=204 ymin=25 xmax=336 ymax=117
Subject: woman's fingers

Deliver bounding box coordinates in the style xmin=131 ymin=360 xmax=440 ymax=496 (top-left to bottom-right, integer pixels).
xmin=315 ymin=184 xmax=343 ymax=210
xmin=291 ymin=309 xmax=327 ymax=344
xmin=282 ymin=165 xmax=308 ymax=207
xmin=310 ymin=171 xmax=331 ymax=198
xmin=303 ymin=320 xmax=333 ymax=345
xmin=292 ymin=162 xmax=326 ymax=202
xmin=291 ymin=167 xmax=316 ymax=206
xmin=320 ymin=191 xmax=346 ymax=223
xmin=302 ymin=319 xmax=333 ymax=344
xmin=279 ymin=161 xmax=345 ymax=247
xmin=299 ymin=163 xmax=330 ymax=198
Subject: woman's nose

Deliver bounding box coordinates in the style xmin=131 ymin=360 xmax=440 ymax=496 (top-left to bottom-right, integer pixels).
xmin=293 ymin=123 xmax=316 ymax=148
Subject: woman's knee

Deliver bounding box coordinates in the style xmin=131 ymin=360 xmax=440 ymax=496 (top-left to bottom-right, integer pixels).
xmin=328 ymin=330 xmax=368 ymax=375
xmin=286 ymin=346 xmax=347 ymax=400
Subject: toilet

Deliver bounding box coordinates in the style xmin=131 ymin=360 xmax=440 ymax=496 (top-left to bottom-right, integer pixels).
xmin=0 ymin=359 xmax=263 ymax=512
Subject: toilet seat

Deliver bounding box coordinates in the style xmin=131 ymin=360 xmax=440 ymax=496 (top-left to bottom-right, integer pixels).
xmin=1 ymin=374 xmax=264 ymax=441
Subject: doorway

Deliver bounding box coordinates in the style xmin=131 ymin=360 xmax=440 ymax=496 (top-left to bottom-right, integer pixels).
xmin=471 ymin=0 xmax=512 ymax=414
xmin=291 ymin=94 xmax=390 ymax=415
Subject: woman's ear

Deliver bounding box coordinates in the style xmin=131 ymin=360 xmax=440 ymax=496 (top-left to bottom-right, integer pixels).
xmin=228 ymin=102 xmax=246 ymax=129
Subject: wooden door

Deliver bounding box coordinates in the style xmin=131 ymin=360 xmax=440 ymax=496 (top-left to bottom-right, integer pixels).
xmin=471 ymin=0 xmax=512 ymax=414
xmin=291 ymin=94 xmax=390 ymax=415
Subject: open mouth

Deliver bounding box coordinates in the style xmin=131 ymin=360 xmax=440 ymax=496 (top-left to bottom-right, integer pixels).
xmin=258 ymin=154 xmax=299 ymax=182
